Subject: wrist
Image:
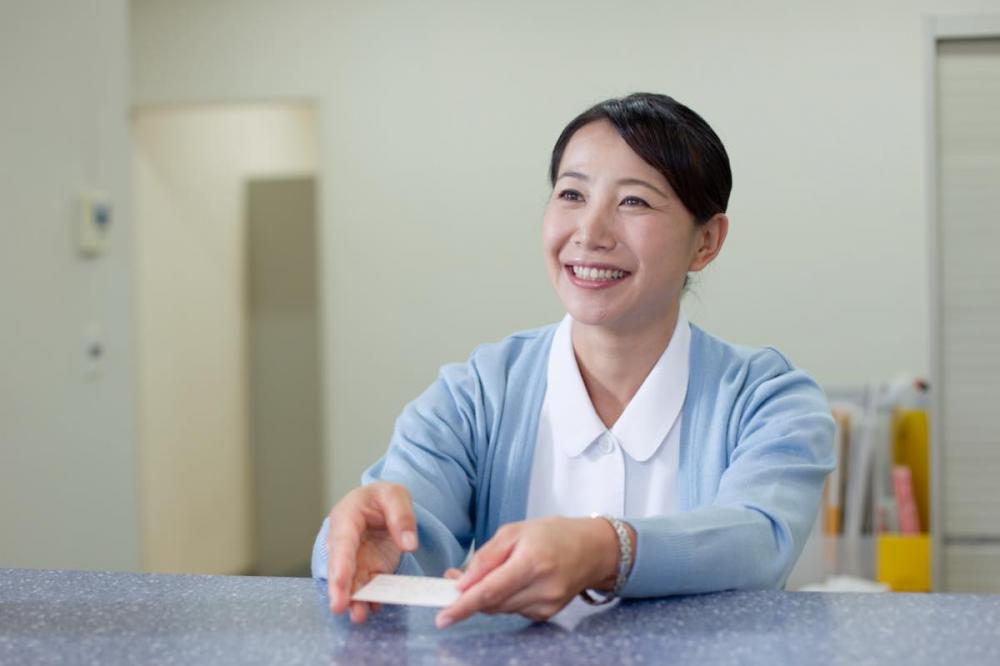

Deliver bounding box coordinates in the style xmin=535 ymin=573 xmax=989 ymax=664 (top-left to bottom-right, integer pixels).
xmin=583 ymin=516 xmax=624 ymax=592
xmin=584 ymin=515 xmax=636 ymax=598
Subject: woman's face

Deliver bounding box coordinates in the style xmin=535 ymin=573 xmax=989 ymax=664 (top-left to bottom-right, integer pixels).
xmin=543 ymin=120 xmax=717 ymax=333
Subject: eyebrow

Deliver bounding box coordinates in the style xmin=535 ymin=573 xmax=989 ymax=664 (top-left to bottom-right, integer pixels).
xmin=556 ymin=171 xmax=669 ymax=199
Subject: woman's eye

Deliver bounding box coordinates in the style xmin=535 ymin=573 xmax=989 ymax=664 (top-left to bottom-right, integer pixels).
xmin=621 ymin=196 xmax=649 ymax=207
xmin=557 ymin=189 xmax=583 ymax=202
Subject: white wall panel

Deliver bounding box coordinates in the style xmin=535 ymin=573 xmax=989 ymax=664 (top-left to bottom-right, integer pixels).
xmin=937 ymin=38 xmax=1000 ymax=590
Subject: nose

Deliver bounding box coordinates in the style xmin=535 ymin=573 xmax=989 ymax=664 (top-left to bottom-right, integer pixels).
xmin=571 ymin=204 xmax=616 ymax=251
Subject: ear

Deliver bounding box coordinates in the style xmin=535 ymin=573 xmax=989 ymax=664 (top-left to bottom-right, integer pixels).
xmin=687 ymin=213 xmax=728 ymax=273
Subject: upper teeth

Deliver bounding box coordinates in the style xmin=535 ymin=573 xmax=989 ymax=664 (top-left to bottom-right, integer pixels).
xmin=572 ymin=266 xmax=626 ymax=280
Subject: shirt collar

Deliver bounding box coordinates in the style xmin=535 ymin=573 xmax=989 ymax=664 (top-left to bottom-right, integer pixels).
xmin=546 ymin=312 xmax=690 ymax=462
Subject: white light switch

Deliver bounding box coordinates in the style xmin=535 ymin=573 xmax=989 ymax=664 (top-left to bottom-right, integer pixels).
xmin=78 ymin=191 xmax=112 ymax=257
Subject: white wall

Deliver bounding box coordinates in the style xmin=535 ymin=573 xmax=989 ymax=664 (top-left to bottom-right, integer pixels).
xmin=131 ymin=0 xmax=1000 ymax=508
xmin=0 ymin=0 xmax=139 ymax=570
xmin=133 ymin=105 xmax=318 ymax=573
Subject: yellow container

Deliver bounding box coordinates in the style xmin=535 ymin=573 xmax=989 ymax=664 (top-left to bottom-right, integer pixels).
xmin=877 ymin=533 xmax=931 ymax=592
xmin=892 ymin=409 xmax=930 ymax=531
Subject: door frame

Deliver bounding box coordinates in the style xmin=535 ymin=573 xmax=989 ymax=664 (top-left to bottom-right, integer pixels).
xmin=130 ymin=101 xmax=327 ymax=574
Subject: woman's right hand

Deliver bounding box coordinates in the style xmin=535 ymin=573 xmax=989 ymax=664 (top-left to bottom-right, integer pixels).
xmin=326 ymin=481 xmax=418 ymax=623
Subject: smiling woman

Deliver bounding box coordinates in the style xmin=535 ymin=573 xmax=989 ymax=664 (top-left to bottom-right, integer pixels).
xmin=311 ymin=93 xmax=835 ymax=628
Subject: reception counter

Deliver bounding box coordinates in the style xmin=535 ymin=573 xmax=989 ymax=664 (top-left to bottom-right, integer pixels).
xmin=2 ymin=568 xmax=998 ymax=664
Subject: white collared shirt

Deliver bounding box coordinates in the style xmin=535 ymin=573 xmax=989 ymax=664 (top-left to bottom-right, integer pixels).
xmin=525 ymin=312 xmax=690 ymax=521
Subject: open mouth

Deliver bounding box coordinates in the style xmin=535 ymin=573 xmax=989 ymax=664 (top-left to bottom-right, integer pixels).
xmin=565 ymin=264 xmax=632 ymax=285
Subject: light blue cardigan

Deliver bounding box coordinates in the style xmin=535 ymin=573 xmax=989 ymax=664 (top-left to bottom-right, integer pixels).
xmin=312 ymin=321 xmax=835 ymax=597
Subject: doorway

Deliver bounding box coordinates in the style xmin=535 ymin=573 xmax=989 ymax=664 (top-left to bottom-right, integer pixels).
xmin=132 ymin=103 xmax=325 ymax=576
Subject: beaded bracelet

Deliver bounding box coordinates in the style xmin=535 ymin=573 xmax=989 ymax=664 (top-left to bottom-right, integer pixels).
xmin=579 ymin=514 xmax=634 ymax=606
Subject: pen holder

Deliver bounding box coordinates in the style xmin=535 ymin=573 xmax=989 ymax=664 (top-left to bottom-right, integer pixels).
xmin=876 ymin=533 xmax=931 ymax=592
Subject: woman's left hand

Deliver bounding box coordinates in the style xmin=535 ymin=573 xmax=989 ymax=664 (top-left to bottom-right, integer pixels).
xmin=435 ymin=516 xmax=623 ymax=628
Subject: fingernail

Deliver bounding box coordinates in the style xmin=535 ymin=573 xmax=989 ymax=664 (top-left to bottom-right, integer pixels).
xmin=436 ymin=614 xmax=453 ymax=629
xmin=402 ymin=531 xmax=417 ymax=551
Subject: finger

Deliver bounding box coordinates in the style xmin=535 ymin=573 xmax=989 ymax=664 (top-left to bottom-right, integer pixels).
xmin=371 ymin=483 xmax=418 ymax=553
xmin=328 ymin=531 xmax=361 ymax=611
xmin=457 ymin=526 xmax=518 ymax=591
xmin=514 ymin=601 xmax=566 ymax=624
xmin=437 ymin=556 xmax=532 ymax=629
xmin=327 ymin=505 xmax=365 ymax=613
xmin=443 ymin=568 xmax=462 ymax=580
xmin=349 ymin=600 xmax=370 ymax=624
xmin=494 ymin=586 xmax=568 ymax=619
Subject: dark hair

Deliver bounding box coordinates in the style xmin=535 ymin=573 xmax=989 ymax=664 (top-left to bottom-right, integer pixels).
xmin=548 ymin=92 xmax=731 ymax=224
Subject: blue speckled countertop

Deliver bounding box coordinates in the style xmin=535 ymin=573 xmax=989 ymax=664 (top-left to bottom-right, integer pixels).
xmin=2 ymin=568 xmax=999 ymax=665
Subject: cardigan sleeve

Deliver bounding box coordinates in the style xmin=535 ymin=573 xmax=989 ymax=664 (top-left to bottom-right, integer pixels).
xmin=620 ymin=351 xmax=836 ymax=597
xmin=311 ymin=361 xmax=482 ymax=580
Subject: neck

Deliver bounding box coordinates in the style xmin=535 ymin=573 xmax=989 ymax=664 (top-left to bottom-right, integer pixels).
xmin=571 ymin=307 xmax=680 ymax=429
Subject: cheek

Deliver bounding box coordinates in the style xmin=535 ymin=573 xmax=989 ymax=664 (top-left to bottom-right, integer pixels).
xmin=629 ymin=226 xmax=692 ymax=275
xmin=541 ymin=211 xmax=568 ymax=259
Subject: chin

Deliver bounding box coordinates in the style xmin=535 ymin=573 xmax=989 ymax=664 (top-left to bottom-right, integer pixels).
xmin=562 ymin=301 xmax=624 ymax=328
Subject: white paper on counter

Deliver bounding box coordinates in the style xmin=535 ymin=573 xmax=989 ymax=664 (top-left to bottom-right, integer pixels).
xmin=351 ymin=574 xmax=460 ymax=608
